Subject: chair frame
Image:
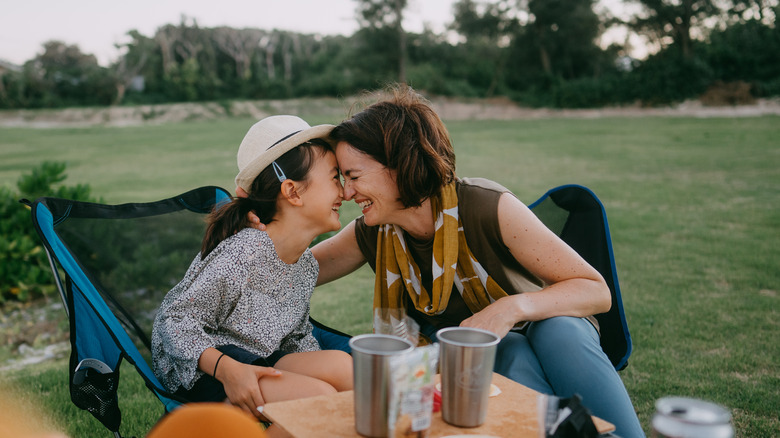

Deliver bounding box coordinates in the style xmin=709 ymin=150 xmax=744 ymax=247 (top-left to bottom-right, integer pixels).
xmin=28 ymin=186 xmax=231 ymax=437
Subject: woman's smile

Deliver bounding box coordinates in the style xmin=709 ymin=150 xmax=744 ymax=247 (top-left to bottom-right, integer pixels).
xmin=357 ymin=199 xmax=373 ymax=212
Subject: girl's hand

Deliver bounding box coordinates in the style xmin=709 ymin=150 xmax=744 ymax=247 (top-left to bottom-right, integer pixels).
xmin=215 ymin=357 xmax=281 ymax=418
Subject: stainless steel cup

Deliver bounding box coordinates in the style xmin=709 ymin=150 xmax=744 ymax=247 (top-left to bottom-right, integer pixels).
xmin=437 ymin=327 xmax=500 ymax=428
xmin=349 ymin=334 xmax=415 ymax=437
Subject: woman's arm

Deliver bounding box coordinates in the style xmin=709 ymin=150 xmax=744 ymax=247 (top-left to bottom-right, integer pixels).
xmin=246 ymin=212 xmax=367 ymax=286
xmin=460 ymin=192 xmax=611 ymax=337
xmin=311 ymin=220 xmax=367 ymax=286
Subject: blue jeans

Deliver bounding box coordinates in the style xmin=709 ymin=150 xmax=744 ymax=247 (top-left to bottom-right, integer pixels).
xmin=312 ymin=324 xmax=352 ymax=353
xmin=494 ymin=317 xmax=645 ymax=438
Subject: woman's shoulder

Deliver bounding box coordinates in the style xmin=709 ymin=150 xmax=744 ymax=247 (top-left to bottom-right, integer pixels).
xmin=457 ymin=177 xmax=511 ymax=195
xmin=457 ymin=177 xmax=512 ymax=211
xmin=456 ymin=178 xmax=514 ymax=242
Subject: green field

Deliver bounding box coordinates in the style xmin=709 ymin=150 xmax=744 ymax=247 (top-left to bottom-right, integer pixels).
xmin=1 ymin=114 xmax=778 ymax=437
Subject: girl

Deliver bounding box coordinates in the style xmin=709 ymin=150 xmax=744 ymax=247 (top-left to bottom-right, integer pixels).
xmin=152 ymin=115 xmax=352 ymax=431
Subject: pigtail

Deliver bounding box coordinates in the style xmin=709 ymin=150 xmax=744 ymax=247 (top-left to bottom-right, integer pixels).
xmin=200 ymin=197 xmax=262 ymax=258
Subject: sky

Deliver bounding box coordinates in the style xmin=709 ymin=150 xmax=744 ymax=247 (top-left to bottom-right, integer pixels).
xmin=0 ymin=0 xmax=639 ymax=67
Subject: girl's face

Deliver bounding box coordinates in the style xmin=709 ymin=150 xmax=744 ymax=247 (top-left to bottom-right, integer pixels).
xmin=335 ymin=141 xmax=403 ymax=226
xmin=300 ymin=150 xmax=343 ymax=233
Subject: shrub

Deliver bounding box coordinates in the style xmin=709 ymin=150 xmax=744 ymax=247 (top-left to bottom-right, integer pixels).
xmin=0 ymin=162 xmax=96 ymax=303
xmin=627 ymin=47 xmax=714 ymax=105
xmin=753 ymin=77 xmax=780 ymax=98
xmin=699 ymin=81 xmax=755 ymax=106
xmin=547 ymin=75 xmax=637 ymax=108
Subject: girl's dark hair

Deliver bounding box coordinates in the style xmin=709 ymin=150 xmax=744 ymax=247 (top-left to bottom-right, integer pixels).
xmin=200 ymin=138 xmax=331 ymax=258
xmin=331 ymin=84 xmax=456 ymax=208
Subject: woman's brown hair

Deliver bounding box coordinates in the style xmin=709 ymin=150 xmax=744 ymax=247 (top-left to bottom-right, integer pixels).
xmin=200 ymin=139 xmax=331 ymax=258
xmin=331 ymin=84 xmax=456 ymax=208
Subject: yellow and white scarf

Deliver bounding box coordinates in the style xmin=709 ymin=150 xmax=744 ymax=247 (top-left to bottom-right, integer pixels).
xmin=374 ymin=182 xmax=509 ymax=315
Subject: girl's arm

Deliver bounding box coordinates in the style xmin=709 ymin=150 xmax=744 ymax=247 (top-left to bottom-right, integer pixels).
xmin=311 ymin=220 xmax=367 ymax=286
xmin=154 ymin=273 xmax=226 ymax=389
xmin=460 ymin=192 xmax=611 ymax=338
xmin=198 ymin=347 xmax=281 ymax=419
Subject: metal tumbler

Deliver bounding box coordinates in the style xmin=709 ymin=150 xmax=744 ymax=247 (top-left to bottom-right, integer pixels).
xmin=652 ymin=396 xmax=734 ymax=438
xmin=349 ymin=334 xmax=415 ymax=437
xmin=437 ymin=327 xmax=500 ymax=428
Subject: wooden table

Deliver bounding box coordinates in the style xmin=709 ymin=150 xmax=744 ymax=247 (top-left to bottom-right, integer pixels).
xmin=263 ymin=373 xmax=615 ymax=437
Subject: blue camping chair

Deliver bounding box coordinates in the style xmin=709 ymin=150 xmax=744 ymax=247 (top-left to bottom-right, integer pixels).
xmin=26 ymin=186 xmax=231 ymax=437
xmin=528 ymin=184 xmax=632 ymax=370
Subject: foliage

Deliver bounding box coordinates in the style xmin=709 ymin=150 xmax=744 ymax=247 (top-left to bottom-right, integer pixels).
xmin=1 ymin=41 xmax=116 ymax=108
xmin=522 ymin=0 xmax=605 ymax=79
xmin=702 ymin=19 xmax=780 ymax=90
xmin=628 ymin=46 xmax=714 ymax=105
xmin=0 ymin=162 xmax=96 ymax=303
xmin=0 ymin=1 xmax=779 ymax=109
xmin=628 ymin=0 xmax=719 ymax=59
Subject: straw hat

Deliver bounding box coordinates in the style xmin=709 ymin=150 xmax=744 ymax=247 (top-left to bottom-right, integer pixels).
xmin=235 ymin=115 xmax=334 ymax=193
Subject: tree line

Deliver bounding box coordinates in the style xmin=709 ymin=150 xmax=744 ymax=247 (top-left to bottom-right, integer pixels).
xmin=1 ymin=0 xmax=778 ymax=110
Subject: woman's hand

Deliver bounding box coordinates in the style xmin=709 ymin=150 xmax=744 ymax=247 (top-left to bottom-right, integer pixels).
xmin=459 ymin=295 xmax=525 ymax=339
xmin=236 ymin=186 xmax=267 ymax=231
xmin=215 ymin=357 xmax=282 ymax=418
xmin=245 ymin=211 xmax=267 ymax=231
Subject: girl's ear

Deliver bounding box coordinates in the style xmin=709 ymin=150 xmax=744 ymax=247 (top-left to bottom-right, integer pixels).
xmin=280 ymin=180 xmax=303 ymax=206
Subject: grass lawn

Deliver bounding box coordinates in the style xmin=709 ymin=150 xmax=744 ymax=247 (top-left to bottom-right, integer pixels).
xmin=1 ymin=114 xmax=778 ymax=437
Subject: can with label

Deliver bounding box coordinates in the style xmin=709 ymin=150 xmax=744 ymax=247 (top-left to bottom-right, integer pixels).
xmin=651 ymin=396 xmax=734 ymax=438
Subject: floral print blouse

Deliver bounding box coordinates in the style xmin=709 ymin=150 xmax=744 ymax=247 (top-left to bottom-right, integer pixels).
xmin=152 ymin=228 xmax=320 ymax=391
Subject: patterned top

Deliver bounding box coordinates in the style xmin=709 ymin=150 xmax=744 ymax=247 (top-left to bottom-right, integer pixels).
xmin=152 ymin=228 xmax=320 ymax=392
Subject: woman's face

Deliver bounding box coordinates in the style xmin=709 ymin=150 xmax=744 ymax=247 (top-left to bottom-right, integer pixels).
xmin=300 ymin=150 xmax=344 ymax=233
xmin=336 ymin=141 xmax=403 ymax=226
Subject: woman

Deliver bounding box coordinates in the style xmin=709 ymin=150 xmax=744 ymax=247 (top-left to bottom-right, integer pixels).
xmin=153 ymin=116 xmax=352 ymax=434
xmin=252 ymin=87 xmax=644 ymax=437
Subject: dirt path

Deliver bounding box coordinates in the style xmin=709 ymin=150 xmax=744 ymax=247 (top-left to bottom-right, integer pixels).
xmin=1 ymin=97 xmax=778 ymax=128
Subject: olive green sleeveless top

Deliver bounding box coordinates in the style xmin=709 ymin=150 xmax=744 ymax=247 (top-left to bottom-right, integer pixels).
xmin=355 ymin=177 xmax=556 ymax=331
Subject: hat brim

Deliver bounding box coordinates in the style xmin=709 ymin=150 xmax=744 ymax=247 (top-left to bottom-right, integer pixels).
xmin=235 ymin=124 xmax=335 ymax=192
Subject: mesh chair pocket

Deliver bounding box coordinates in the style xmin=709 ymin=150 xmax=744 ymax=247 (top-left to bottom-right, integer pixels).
xmin=71 ymin=358 xmax=121 ymax=432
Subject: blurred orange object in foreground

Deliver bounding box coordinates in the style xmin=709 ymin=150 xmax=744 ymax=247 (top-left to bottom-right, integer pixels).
xmin=146 ymin=403 xmax=267 ymax=438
